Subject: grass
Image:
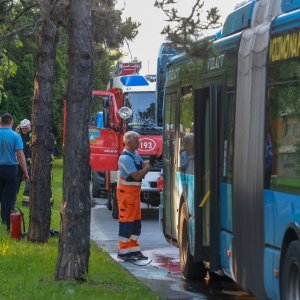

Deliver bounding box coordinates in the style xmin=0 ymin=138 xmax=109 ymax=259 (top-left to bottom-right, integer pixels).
xmin=0 ymin=159 xmax=160 ymax=300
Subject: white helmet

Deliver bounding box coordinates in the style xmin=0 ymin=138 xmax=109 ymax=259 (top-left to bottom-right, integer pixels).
xmin=19 ymin=119 xmax=31 ymax=128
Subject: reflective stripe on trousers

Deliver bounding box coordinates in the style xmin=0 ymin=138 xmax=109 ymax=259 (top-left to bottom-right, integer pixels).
xmin=117 ymin=183 xmax=141 ymax=254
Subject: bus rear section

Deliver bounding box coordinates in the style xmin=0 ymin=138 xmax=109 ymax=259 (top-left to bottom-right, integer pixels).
xmin=159 ymin=1 xmax=300 ymax=299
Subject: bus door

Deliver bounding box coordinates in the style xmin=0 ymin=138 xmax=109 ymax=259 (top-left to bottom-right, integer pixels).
xmin=163 ymin=89 xmax=179 ymax=240
xmin=194 ymin=81 xmax=222 ymax=271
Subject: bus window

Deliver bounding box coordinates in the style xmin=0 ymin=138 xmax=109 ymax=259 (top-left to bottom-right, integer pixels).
xmin=179 ymin=133 xmax=194 ymax=174
xmin=163 ymin=90 xmax=178 ymax=237
xmin=266 ymin=85 xmax=300 ymax=195
xmin=178 ymin=86 xmax=194 ymax=174
xmin=203 ymin=96 xmax=210 ymax=246
xmin=222 ymin=92 xmax=235 ymax=182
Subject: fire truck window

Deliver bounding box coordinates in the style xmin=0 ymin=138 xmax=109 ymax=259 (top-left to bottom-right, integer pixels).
xmin=103 ymin=98 xmax=110 ymax=108
xmin=123 ymin=92 xmax=156 ymax=126
xmin=89 ymin=96 xmax=103 ymax=126
xmin=103 ymin=108 xmax=110 ymax=128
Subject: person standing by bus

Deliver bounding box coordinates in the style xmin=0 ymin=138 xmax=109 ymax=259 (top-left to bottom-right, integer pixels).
xmin=116 ymin=131 xmax=156 ymax=261
xmin=179 ymin=133 xmax=195 ymax=175
xmin=16 ymin=119 xmax=56 ymax=206
xmin=0 ymin=113 xmax=29 ymax=231
xmin=16 ymin=119 xmax=32 ymax=205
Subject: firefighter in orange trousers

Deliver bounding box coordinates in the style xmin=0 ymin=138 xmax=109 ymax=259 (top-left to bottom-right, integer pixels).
xmin=117 ymin=131 xmax=156 ymax=261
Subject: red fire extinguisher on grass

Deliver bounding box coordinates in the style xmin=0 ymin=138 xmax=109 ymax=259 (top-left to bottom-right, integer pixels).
xmin=10 ymin=206 xmax=25 ymax=240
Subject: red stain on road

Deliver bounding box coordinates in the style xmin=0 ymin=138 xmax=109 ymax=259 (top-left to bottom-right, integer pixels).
xmin=152 ymin=254 xmax=181 ymax=273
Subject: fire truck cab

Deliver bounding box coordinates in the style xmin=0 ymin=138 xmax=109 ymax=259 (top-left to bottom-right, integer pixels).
xmin=89 ymin=61 xmax=163 ymax=218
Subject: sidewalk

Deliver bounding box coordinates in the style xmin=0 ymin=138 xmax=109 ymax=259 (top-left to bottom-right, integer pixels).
xmin=90 ymin=198 xmax=199 ymax=299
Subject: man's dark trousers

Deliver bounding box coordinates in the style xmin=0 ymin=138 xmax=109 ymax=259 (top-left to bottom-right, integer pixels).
xmin=0 ymin=165 xmax=18 ymax=231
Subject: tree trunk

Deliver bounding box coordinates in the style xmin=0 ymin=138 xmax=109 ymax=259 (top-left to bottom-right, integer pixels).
xmin=29 ymin=14 xmax=59 ymax=243
xmin=55 ymin=0 xmax=92 ymax=280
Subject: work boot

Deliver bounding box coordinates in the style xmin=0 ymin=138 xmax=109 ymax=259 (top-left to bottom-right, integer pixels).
xmin=130 ymin=251 xmax=148 ymax=260
xmin=117 ymin=253 xmax=136 ymax=262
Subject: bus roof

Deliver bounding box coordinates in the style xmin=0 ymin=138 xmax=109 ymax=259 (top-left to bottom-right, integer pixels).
xmin=271 ymin=8 xmax=300 ymax=33
xmin=221 ymin=0 xmax=255 ymax=38
xmin=281 ymin=0 xmax=300 ymax=12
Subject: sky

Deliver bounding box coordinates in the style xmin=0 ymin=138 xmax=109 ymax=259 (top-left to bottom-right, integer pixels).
xmin=116 ymin=0 xmax=241 ymax=74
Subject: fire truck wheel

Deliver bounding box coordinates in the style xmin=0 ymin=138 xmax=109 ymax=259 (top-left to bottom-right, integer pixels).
xmin=92 ymin=183 xmax=101 ymax=198
xmin=179 ymin=202 xmax=207 ymax=280
xmin=111 ymin=187 xmax=119 ymax=219
xmin=91 ymin=172 xmax=101 ymax=198
xmin=106 ymin=192 xmax=112 ymax=210
xmin=281 ymin=240 xmax=300 ymax=300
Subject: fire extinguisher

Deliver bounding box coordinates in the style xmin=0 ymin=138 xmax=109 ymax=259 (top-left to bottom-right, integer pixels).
xmin=10 ymin=206 xmax=25 ymax=240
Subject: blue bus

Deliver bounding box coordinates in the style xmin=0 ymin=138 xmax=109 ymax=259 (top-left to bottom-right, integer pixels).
xmin=159 ymin=1 xmax=300 ymax=299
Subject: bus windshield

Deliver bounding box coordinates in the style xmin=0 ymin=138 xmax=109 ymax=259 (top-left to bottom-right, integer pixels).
xmin=123 ymin=92 xmax=156 ymax=127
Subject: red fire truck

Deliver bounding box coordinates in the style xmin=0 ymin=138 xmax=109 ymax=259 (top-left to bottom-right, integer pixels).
xmin=89 ymin=61 xmax=163 ymax=218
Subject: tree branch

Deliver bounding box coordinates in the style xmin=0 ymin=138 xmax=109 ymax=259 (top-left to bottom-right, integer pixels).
xmin=7 ymin=2 xmax=39 ymax=31
xmin=155 ymin=0 xmax=221 ymax=54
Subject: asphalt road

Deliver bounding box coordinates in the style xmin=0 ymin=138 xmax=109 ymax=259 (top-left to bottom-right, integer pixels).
xmin=90 ymin=197 xmax=256 ymax=300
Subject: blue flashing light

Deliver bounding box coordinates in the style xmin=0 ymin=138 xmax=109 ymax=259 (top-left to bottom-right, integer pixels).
xmin=120 ymin=75 xmax=149 ymax=86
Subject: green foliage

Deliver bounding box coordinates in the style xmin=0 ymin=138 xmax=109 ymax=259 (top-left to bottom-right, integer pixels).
xmin=92 ymin=46 xmax=122 ymax=90
xmin=0 ymin=50 xmax=18 ymax=104
xmin=119 ymin=17 xmax=140 ymax=41
xmin=0 ymin=0 xmax=40 ymax=121
xmin=91 ymin=1 xmax=140 ymax=90
xmin=2 ymin=53 xmax=34 ymax=122
xmin=0 ymin=0 xmax=140 ymax=154
xmin=92 ymin=0 xmax=140 ymax=47
xmin=0 ymin=40 xmax=36 ymax=124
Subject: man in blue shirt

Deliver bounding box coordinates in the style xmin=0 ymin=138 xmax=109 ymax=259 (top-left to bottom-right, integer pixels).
xmin=0 ymin=113 xmax=29 ymax=231
xmin=117 ymin=131 xmax=156 ymax=261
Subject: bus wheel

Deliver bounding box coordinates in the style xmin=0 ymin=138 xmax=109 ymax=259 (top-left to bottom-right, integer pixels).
xmin=281 ymin=240 xmax=300 ymax=300
xmin=111 ymin=186 xmax=119 ymax=219
xmin=179 ymin=202 xmax=207 ymax=279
